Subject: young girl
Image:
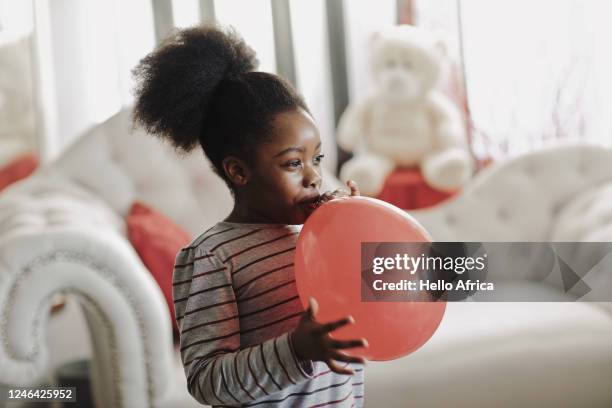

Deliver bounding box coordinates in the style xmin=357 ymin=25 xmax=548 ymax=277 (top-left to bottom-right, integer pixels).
xmin=133 ymin=25 xmax=367 ymax=407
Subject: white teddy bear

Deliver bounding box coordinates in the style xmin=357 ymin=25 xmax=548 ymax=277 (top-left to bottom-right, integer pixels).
xmin=337 ymin=25 xmax=473 ymax=196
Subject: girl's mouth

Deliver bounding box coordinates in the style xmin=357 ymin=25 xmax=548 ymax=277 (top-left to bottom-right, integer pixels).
xmin=308 ymin=198 xmax=322 ymax=209
xmin=300 ymin=195 xmax=323 ymax=210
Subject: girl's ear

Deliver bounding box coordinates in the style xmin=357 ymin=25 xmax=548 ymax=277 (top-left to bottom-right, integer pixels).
xmin=222 ymin=156 xmax=250 ymax=187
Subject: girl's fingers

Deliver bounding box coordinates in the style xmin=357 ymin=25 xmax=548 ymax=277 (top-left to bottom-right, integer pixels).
xmin=326 ymin=359 xmax=355 ymax=375
xmin=330 ymin=351 xmax=366 ymax=365
xmin=317 ymin=315 xmax=354 ymax=334
xmin=347 ymin=180 xmax=360 ymax=196
xmin=307 ymin=297 xmax=319 ymax=320
xmin=330 ymin=338 xmax=369 ymax=350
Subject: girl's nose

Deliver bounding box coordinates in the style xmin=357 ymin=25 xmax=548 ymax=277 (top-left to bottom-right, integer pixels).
xmin=303 ymin=165 xmax=322 ymax=189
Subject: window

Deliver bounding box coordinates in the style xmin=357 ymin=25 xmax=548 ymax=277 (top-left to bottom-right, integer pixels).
xmin=416 ymin=0 xmax=612 ymax=155
xmin=214 ymin=0 xmax=276 ymax=73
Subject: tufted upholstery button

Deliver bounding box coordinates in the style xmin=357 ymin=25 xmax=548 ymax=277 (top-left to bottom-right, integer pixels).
xmin=523 ymin=163 xmax=538 ymax=175
xmin=597 ymin=211 xmax=612 ymax=226
xmin=551 ymin=201 xmax=565 ymax=216
xmin=497 ymin=208 xmax=509 ymax=220
xmin=576 ymin=162 xmax=589 ymax=175
xmin=445 ymin=213 xmax=456 ymax=225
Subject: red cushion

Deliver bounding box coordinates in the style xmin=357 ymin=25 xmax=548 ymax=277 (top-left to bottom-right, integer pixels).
xmin=126 ymin=201 xmax=191 ymax=336
xmin=376 ymin=167 xmax=455 ymax=210
xmin=0 ymin=153 xmax=39 ymax=192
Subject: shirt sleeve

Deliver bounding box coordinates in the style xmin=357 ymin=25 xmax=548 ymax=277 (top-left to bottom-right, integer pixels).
xmin=173 ymin=247 xmax=314 ymax=406
xmin=353 ymin=365 xmax=365 ymax=407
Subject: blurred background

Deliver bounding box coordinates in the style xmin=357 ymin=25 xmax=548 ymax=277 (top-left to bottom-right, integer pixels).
xmin=1 ymin=1 xmax=612 ymax=407
xmin=2 ymin=0 xmax=612 ymax=170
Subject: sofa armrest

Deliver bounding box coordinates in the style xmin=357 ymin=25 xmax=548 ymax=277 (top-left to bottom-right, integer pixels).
xmin=0 ymin=221 xmax=177 ymax=407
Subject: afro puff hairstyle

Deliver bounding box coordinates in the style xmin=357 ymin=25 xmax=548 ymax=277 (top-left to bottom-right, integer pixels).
xmin=132 ymin=24 xmax=308 ymax=180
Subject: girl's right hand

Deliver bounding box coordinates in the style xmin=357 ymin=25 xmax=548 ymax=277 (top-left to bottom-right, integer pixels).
xmin=290 ymin=297 xmax=368 ymax=375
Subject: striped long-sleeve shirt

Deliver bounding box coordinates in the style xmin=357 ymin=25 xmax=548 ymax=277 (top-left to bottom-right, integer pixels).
xmin=173 ymin=221 xmax=365 ymax=407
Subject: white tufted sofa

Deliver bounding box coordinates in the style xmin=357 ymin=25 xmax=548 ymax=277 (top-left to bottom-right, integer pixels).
xmin=0 ymin=107 xmax=611 ymax=408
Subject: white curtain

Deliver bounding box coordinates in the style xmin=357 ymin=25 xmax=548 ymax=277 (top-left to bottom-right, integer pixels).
xmin=31 ymin=0 xmax=155 ymax=161
xmin=0 ymin=0 xmax=36 ymax=164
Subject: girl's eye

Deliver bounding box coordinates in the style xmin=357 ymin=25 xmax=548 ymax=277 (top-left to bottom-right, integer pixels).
xmin=314 ymin=154 xmax=325 ymax=165
xmin=287 ymin=160 xmax=302 ymax=168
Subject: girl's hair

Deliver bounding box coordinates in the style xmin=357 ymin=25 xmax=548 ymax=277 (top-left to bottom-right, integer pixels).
xmin=132 ymin=24 xmax=308 ymax=180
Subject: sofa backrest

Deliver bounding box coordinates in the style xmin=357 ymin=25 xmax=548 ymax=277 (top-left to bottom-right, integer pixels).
xmin=411 ymin=144 xmax=612 ymax=241
xmin=48 ymin=108 xmax=343 ymax=237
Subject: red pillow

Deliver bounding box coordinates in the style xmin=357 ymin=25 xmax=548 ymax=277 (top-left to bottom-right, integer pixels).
xmin=0 ymin=153 xmax=39 ymax=192
xmin=126 ymin=201 xmax=191 ymax=336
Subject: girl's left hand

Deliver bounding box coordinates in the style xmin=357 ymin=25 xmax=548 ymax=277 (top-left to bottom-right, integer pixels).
xmin=318 ymin=180 xmax=360 ymax=205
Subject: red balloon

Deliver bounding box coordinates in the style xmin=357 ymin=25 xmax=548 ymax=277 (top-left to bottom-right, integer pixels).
xmin=295 ymin=197 xmax=446 ymax=361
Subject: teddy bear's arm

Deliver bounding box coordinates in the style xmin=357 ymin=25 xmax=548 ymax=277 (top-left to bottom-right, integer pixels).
xmin=422 ymin=92 xmax=474 ymax=192
xmin=336 ymin=98 xmax=372 ymax=153
xmin=426 ymin=91 xmax=467 ymax=148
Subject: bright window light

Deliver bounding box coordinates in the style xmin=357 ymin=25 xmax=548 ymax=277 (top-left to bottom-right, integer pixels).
xmin=290 ymin=0 xmax=337 ymax=171
xmin=214 ymin=0 xmax=276 ymax=73
xmin=343 ymin=0 xmax=397 ymax=102
xmin=418 ymin=0 xmax=612 ymax=154
xmin=0 ymin=0 xmax=34 ymax=44
xmin=172 ymin=0 xmax=200 ymax=29
xmin=110 ymin=0 xmax=155 ymax=107
xmin=84 ymin=0 xmax=121 ymax=123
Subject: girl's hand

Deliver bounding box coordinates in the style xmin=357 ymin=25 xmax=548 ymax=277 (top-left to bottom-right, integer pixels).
xmin=346 ymin=179 xmax=360 ymax=197
xmin=317 ymin=180 xmax=361 ymax=206
xmin=290 ymin=297 xmax=368 ymax=375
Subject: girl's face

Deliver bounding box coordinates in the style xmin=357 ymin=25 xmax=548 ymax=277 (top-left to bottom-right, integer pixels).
xmin=243 ymin=108 xmax=324 ymax=224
